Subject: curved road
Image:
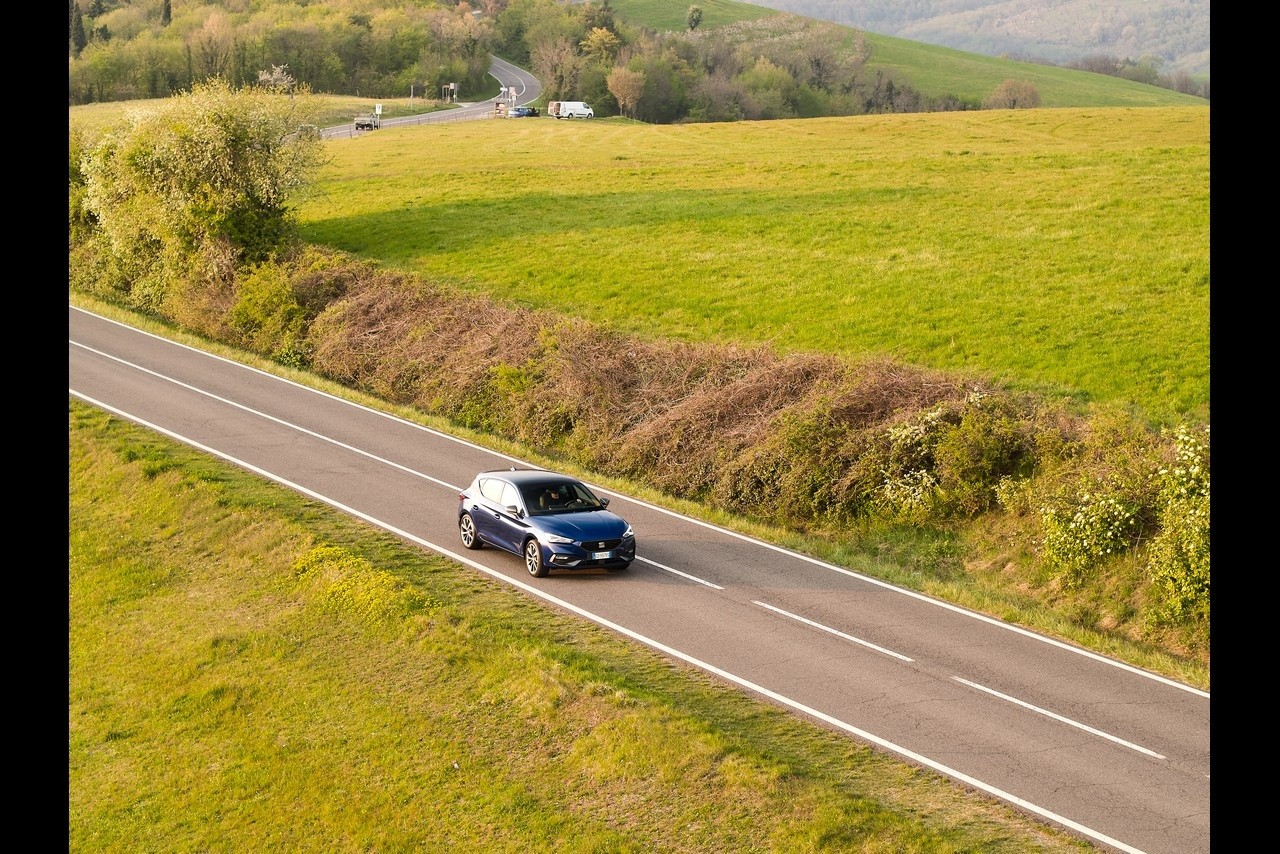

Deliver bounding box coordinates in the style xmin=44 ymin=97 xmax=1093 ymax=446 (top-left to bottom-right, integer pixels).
xmin=326 ymin=55 xmax=542 ymax=138
xmin=69 ymin=305 xmax=1209 ymax=854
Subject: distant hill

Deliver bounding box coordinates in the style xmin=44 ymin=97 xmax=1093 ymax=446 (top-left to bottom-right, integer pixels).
xmin=737 ymin=0 xmax=1210 ymax=78
xmin=607 ymin=0 xmax=1205 ymax=108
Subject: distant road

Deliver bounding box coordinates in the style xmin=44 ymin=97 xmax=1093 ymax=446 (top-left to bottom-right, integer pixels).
xmin=70 ymin=304 xmax=1209 ymax=854
xmin=324 ymin=55 xmax=542 ymax=140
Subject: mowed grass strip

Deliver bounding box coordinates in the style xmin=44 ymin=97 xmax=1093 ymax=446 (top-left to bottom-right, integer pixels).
xmin=298 ymin=106 xmax=1209 ymax=424
xmin=70 ymin=402 xmax=1095 ymax=852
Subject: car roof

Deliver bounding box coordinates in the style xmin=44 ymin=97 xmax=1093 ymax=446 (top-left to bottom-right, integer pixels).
xmin=479 ymin=468 xmax=576 ymax=487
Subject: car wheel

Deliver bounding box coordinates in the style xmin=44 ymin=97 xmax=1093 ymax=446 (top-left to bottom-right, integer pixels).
xmin=459 ymin=513 xmax=483 ymax=550
xmin=525 ymin=539 xmax=548 ymax=577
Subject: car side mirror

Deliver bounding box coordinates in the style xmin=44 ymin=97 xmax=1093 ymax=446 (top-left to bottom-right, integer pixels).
xmin=600 ymin=496 xmax=610 ymax=507
xmin=505 ymin=504 xmax=522 ymax=517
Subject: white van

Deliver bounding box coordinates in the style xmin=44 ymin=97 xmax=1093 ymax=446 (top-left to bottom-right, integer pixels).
xmin=549 ymin=101 xmax=594 ymax=119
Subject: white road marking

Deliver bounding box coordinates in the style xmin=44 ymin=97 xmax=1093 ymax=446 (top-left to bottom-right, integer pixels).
xmin=753 ymin=600 xmax=914 ymax=662
xmin=953 ymin=677 xmax=1166 ymax=759
xmin=635 ymin=555 xmax=723 ymax=589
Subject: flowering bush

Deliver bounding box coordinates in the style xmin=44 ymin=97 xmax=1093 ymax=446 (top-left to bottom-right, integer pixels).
xmin=1146 ymin=425 xmax=1210 ymax=625
xmin=1040 ymin=491 xmax=1142 ymax=587
xmin=877 ymin=468 xmax=940 ymax=521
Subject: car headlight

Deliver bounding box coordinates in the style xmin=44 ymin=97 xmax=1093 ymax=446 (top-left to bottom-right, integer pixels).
xmin=622 ymin=525 xmax=634 ymax=539
xmin=546 ymin=533 xmax=574 ymax=544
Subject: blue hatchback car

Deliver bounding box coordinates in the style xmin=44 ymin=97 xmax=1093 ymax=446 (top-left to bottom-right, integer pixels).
xmin=458 ymin=469 xmax=636 ymax=577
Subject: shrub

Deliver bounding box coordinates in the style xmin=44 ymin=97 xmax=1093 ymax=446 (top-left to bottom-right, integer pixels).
xmin=69 ymin=127 xmax=96 ymax=245
xmin=1145 ymin=492 xmax=1209 ymax=625
xmin=77 ymin=78 xmax=325 ymax=312
xmin=1029 ymin=410 xmax=1170 ymax=586
xmin=228 ymin=260 xmax=310 ymax=367
xmin=1145 ymin=425 xmax=1210 ymax=626
xmin=932 ymin=392 xmax=1036 ymax=516
xmin=983 ymin=79 xmax=1040 ymax=109
xmin=1039 ymin=490 xmax=1142 ymax=587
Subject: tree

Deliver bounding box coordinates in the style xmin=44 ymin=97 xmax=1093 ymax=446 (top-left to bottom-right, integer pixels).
xmin=530 ymin=35 xmax=581 ymax=100
xmin=983 ymin=79 xmax=1040 ymax=110
xmin=161 ymin=0 xmax=171 ymax=28
xmin=70 ymin=0 xmax=87 ymax=56
xmin=738 ymin=56 xmax=795 ymax=119
xmin=79 ymin=78 xmax=326 ymax=310
xmin=258 ymin=64 xmax=296 ymax=92
xmin=607 ymin=66 xmax=644 ymax=119
xmin=189 ymin=12 xmax=234 ymax=81
xmin=686 ymin=5 xmax=702 ymax=32
xmin=579 ymin=27 xmax=620 ymax=63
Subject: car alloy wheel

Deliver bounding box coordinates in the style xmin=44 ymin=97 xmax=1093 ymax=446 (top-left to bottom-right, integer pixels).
xmin=459 ymin=513 xmax=482 ymax=550
xmin=525 ymin=539 xmax=548 ymax=577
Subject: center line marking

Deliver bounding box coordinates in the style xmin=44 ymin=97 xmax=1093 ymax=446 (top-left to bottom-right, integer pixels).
xmin=954 ymin=677 xmax=1165 ymax=759
xmin=754 ymin=601 xmax=914 ymax=662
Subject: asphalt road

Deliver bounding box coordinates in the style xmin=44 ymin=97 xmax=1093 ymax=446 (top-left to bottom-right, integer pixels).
xmin=325 ymin=55 xmax=543 ymax=139
xmin=69 ymin=305 xmax=1209 ymax=854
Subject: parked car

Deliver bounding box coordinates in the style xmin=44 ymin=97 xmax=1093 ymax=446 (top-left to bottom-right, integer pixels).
xmin=508 ymin=106 xmax=539 ymax=118
xmin=457 ymin=469 xmax=636 ymax=577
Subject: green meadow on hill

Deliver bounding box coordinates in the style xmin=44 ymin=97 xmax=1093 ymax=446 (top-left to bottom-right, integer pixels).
xmin=605 ymin=0 xmax=1205 ymax=108
xmin=298 ymin=105 xmax=1209 ymax=425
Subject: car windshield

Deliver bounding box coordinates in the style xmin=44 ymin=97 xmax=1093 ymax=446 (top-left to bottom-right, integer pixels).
xmin=523 ymin=481 xmax=603 ymax=515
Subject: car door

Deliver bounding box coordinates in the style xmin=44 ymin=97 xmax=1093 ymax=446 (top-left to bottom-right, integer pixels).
xmin=470 ymin=476 xmax=509 ymax=549
xmin=489 ymin=480 xmax=531 ymax=554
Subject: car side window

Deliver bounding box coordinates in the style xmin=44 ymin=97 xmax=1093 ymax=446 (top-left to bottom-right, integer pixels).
xmin=479 ymin=477 xmax=505 ymax=503
xmin=566 ymin=483 xmax=599 ymax=507
xmin=499 ymin=482 xmax=522 ymax=512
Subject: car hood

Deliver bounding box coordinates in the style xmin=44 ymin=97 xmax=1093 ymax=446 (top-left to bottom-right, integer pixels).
xmin=536 ymin=510 xmax=629 ymax=540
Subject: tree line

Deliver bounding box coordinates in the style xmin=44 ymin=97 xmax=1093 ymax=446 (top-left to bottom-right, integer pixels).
xmin=1061 ymin=53 xmax=1208 ymax=100
xmin=70 ymin=0 xmax=1021 ymax=121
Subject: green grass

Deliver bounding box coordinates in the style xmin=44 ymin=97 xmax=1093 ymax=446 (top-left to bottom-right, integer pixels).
xmin=70 ymin=399 xmax=1100 ymax=852
xmin=610 ymin=0 xmax=779 ymax=31
xmin=296 ymin=106 xmax=1209 ymax=424
xmin=68 ymin=92 xmax=455 ymax=137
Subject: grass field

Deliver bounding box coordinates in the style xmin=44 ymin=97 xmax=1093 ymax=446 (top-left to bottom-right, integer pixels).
xmin=296 ymin=105 xmax=1209 ymax=425
xmin=69 ymin=401 xmax=1100 ymax=852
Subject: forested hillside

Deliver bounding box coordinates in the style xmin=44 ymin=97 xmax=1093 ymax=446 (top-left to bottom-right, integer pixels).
xmin=741 ymin=0 xmax=1210 ymax=79
xmin=68 ymin=0 xmax=1203 ymax=116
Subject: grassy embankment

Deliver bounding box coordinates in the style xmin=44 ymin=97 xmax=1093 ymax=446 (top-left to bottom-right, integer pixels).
xmin=70 ymin=401 xmax=1097 ymax=852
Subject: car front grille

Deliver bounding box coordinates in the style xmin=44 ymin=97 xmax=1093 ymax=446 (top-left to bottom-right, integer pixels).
xmin=583 ymin=539 xmax=622 ymax=550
